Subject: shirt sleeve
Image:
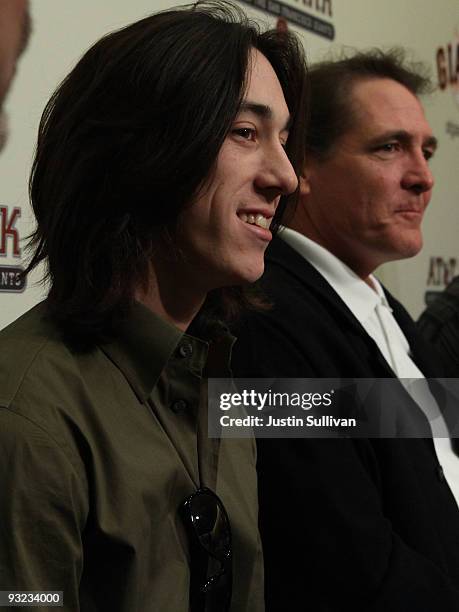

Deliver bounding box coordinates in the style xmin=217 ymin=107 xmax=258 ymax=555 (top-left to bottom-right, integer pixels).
xmin=0 ymin=407 xmax=88 ymax=612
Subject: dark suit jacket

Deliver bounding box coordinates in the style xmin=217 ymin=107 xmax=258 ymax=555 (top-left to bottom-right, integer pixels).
xmin=232 ymin=237 xmax=459 ymax=611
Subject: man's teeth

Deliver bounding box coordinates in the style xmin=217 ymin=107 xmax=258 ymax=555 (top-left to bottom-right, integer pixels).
xmin=239 ymin=213 xmax=270 ymax=229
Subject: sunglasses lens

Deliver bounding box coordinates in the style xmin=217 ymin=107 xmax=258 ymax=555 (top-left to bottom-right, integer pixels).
xmin=180 ymin=488 xmax=232 ymax=612
xmin=188 ymin=491 xmax=231 ymax=558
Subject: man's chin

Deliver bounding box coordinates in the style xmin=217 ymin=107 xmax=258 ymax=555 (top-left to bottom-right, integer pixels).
xmin=379 ymin=225 xmax=422 ymax=260
xmin=231 ymin=265 xmax=265 ymax=287
xmin=394 ymin=235 xmax=424 ymax=260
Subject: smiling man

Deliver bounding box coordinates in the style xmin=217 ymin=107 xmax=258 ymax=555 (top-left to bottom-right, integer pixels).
xmin=0 ymin=4 xmax=307 ymax=610
xmin=232 ymin=50 xmax=459 ymax=610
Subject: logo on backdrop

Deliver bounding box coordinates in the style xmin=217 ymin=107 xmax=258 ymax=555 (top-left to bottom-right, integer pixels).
xmin=446 ymin=121 xmax=459 ymax=138
xmin=436 ymin=30 xmax=459 ymax=137
xmin=0 ymin=205 xmax=26 ymax=292
xmin=424 ymin=255 xmax=458 ymax=305
xmin=239 ymin=0 xmax=334 ymax=40
xmin=436 ymin=28 xmax=459 ymax=139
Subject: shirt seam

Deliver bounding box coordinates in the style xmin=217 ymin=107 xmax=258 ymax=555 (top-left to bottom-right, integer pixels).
xmin=0 ymin=404 xmax=88 ymax=490
xmin=0 ymin=335 xmax=54 ymax=408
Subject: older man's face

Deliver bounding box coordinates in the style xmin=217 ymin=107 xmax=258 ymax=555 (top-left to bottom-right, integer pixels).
xmin=302 ymin=77 xmax=436 ymax=278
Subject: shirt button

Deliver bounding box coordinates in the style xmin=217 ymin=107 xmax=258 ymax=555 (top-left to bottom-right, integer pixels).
xmin=437 ymin=465 xmax=446 ymax=482
xmin=178 ymin=343 xmax=193 ymax=358
xmin=171 ymin=399 xmax=188 ymax=414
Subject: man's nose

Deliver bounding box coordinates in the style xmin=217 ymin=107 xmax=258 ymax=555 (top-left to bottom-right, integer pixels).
xmin=401 ymin=152 xmax=435 ymax=194
xmin=255 ymin=143 xmax=299 ymax=199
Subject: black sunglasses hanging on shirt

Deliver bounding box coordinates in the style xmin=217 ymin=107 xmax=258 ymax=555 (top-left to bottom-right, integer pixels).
xmin=179 ymin=487 xmax=233 ymax=612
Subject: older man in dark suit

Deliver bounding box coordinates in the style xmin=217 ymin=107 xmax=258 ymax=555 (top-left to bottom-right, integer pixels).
xmin=232 ymin=50 xmax=459 ymax=611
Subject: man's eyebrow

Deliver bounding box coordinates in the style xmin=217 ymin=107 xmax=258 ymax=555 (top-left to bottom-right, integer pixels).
xmin=371 ymin=130 xmax=438 ymax=150
xmin=238 ymin=101 xmax=291 ymax=131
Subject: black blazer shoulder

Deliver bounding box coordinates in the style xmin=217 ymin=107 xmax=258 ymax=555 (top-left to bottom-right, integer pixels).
xmin=233 ymin=237 xmax=444 ymax=379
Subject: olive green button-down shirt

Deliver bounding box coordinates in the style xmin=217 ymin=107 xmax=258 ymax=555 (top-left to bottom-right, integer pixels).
xmin=0 ymin=302 xmax=263 ymax=611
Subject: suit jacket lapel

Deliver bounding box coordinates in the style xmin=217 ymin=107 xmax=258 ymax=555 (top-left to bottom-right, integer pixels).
xmin=266 ymin=237 xmax=396 ymax=377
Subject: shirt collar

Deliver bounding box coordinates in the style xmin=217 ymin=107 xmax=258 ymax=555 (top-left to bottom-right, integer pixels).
xmin=99 ymin=301 xmax=183 ymax=402
xmin=99 ymin=301 xmax=235 ymax=402
xmin=280 ymin=227 xmax=385 ymax=325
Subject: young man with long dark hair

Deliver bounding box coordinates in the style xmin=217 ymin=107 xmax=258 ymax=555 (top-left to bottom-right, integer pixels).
xmin=0 ymin=4 xmax=307 ymax=610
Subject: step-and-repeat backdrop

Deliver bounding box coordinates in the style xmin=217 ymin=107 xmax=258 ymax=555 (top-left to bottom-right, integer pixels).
xmin=1 ymin=0 xmax=458 ymax=329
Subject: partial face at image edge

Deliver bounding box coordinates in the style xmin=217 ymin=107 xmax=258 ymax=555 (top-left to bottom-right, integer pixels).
xmin=0 ymin=0 xmax=29 ymax=153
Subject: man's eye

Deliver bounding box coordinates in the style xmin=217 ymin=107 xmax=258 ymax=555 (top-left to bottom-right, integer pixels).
xmin=423 ymin=148 xmax=434 ymax=161
xmin=379 ymin=142 xmax=398 ymax=153
xmin=232 ymin=127 xmax=256 ymax=141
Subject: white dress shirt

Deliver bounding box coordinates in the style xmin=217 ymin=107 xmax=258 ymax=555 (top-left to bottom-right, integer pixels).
xmin=280 ymin=227 xmax=459 ymax=505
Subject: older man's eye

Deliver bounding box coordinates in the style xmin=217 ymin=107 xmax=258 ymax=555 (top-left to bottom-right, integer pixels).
xmin=380 ymin=142 xmax=398 ymax=152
